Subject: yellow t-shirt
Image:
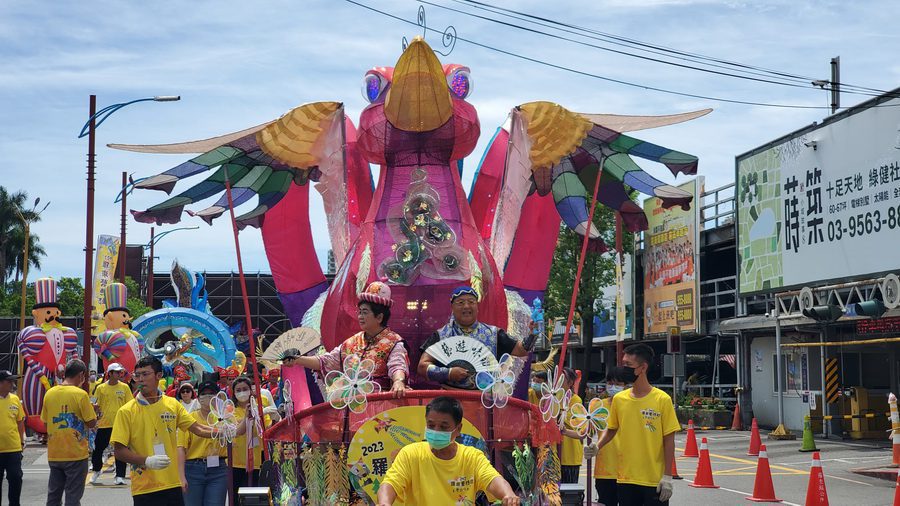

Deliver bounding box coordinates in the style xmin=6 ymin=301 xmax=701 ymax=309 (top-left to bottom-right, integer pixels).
xmin=94 ymin=382 xmax=134 ymax=429
xmin=178 ymin=410 xmax=226 ymax=460
xmin=0 ymin=394 xmax=24 ymax=453
xmin=527 ymin=387 xmax=540 ymax=406
xmin=231 ymin=397 xmax=272 ymax=470
xmin=110 ymin=395 xmax=195 ymax=496
xmin=382 ymin=441 xmax=500 ymax=505
xmin=593 ymin=397 xmax=618 ymax=479
xmin=606 ymin=387 xmax=680 ymax=487
xmin=40 ymin=385 xmax=96 ymax=461
xmin=561 ymin=394 xmax=584 ymax=466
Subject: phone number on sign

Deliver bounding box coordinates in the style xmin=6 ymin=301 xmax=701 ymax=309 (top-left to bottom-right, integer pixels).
xmin=827 ymin=205 xmax=900 ymax=241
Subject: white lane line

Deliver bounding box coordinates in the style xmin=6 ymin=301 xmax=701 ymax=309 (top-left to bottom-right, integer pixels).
xmin=824 ymin=473 xmax=875 ymax=487
xmin=714 ymin=485 xmax=803 ymax=506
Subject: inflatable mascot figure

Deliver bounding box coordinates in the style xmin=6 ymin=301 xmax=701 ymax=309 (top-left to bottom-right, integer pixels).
xmin=93 ymin=282 xmax=145 ymax=377
xmin=17 ymin=277 xmax=79 ymax=433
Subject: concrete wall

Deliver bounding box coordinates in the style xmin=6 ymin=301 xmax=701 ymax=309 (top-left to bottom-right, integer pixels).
xmin=749 ymin=335 xmax=821 ymax=432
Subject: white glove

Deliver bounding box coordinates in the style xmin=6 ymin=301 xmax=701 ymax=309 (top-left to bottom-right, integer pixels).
xmin=263 ymin=406 xmax=278 ymax=415
xmin=583 ymin=443 xmax=599 ymax=459
xmin=144 ymin=455 xmax=171 ymax=470
xmin=656 ymin=475 xmax=674 ymax=502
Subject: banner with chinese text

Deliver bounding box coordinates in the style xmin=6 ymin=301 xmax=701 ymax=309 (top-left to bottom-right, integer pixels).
xmin=737 ymin=95 xmax=900 ymax=294
xmin=642 ymin=179 xmax=700 ymax=336
xmin=90 ymin=234 xmax=120 ymax=336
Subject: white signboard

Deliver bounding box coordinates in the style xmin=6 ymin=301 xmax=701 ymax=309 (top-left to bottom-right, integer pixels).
xmin=737 ymin=94 xmax=900 ymax=294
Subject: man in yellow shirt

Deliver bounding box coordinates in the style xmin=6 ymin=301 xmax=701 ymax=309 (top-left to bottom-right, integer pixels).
xmin=41 ymin=359 xmax=98 ymax=506
xmin=0 ymin=370 xmax=25 ymax=506
xmin=595 ymin=344 xmax=679 ymax=506
xmin=377 ymin=396 xmax=519 ymax=506
xmin=112 ymin=356 xmax=220 ymax=506
xmin=91 ymin=362 xmax=133 ymax=485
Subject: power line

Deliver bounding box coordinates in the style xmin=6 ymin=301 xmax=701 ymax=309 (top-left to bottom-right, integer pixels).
xmin=450 ymin=0 xmax=894 ymax=97
xmin=345 ymin=0 xmax=896 ymax=109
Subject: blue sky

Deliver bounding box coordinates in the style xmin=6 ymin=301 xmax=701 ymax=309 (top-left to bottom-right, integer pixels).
xmin=1 ymin=0 xmax=898 ymax=282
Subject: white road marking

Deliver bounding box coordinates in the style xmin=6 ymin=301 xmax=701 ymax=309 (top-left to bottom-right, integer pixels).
xmin=714 ymin=485 xmax=803 ymax=506
xmin=824 ymin=473 xmax=875 ymax=487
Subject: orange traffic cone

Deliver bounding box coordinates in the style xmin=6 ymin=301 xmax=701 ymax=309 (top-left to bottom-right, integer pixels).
xmin=893 ymin=468 xmax=900 ymax=506
xmin=689 ymin=437 xmax=719 ymax=489
xmin=747 ymin=444 xmax=782 ymax=502
xmin=805 ymin=451 xmax=829 ymax=506
xmin=748 ymin=417 xmax=762 ymax=456
xmin=731 ymin=403 xmax=744 ymax=430
xmin=684 ymin=420 xmax=700 ymax=457
xmin=672 ymin=455 xmax=683 ymax=480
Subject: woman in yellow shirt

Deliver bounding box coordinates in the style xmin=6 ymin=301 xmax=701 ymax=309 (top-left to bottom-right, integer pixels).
xmin=559 ymin=367 xmax=584 ymax=483
xmin=178 ymin=381 xmax=229 ymax=506
xmin=230 ymin=376 xmax=279 ymax=498
xmin=588 ymin=367 xmax=629 ymax=506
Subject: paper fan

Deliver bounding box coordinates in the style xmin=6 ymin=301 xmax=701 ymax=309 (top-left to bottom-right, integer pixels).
xmin=424 ymin=336 xmax=499 ymax=373
xmin=261 ymin=327 xmax=322 ymax=362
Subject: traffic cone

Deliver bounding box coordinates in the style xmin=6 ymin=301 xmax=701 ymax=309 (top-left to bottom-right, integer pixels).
xmin=893 ymin=468 xmax=900 ymax=506
xmin=731 ymin=402 xmax=744 ymax=430
xmin=892 ymin=431 xmax=900 ymax=467
xmin=747 ymin=444 xmax=782 ymax=502
xmin=689 ymin=437 xmax=719 ymax=489
xmin=748 ymin=417 xmax=762 ymax=456
xmin=684 ymin=420 xmax=700 ymax=457
xmin=672 ymin=455 xmax=683 ymax=480
xmin=804 ymin=451 xmax=829 ymax=506
xmin=799 ymin=415 xmax=819 ymax=452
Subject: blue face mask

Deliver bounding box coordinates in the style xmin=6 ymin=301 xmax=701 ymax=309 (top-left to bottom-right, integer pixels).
xmin=607 ymin=385 xmax=624 ymax=396
xmin=425 ymin=427 xmax=455 ymax=450
xmin=530 ymin=383 xmax=542 ymax=391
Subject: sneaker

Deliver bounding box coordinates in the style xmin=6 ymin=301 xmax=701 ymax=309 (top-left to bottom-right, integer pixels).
xmin=114 ymin=477 xmax=126 ymax=485
xmin=90 ymin=471 xmax=101 ymax=484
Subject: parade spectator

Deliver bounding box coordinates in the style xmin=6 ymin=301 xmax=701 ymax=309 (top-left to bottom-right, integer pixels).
xmin=0 ymin=371 xmax=24 ymax=506
xmin=287 ymin=282 xmax=410 ymax=397
xmin=594 ymin=344 xmax=679 ymax=506
xmin=377 ymin=396 xmax=519 ymax=505
xmin=111 ymin=356 xmax=219 ymax=506
xmin=178 ymin=381 xmax=235 ymax=506
xmin=528 ymin=371 xmax=548 ymax=405
xmin=559 ymin=367 xmax=584 ymax=483
xmin=90 ymin=362 xmax=133 ymax=485
xmin=418 ymin=286 xmax=533 ymax=389
xmin=42 ymin=359 xmax=97 ymax=506
xmin=585 ymin=366 xmax=631 ymax=505
xmin=177 ymin=383 xmax=199 ymax=413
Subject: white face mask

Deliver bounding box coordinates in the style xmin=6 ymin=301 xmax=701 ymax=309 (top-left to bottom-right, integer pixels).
xmin=607 ymin=385 xmax=624 ymax=396
xmin=235 ymin=391 xmax=251 ymax=402
xmin=198 ymin=395 xmax=213 ymax=408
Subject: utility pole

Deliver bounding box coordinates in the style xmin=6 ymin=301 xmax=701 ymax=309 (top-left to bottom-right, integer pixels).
xmin=830 ymin=56 xmax=840 ymax=114
xmin=119 ymin=171 xmax=127 ymax=283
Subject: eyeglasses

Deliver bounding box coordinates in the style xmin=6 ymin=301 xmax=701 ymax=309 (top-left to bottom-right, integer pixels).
xmin=132 ymin=371 xmax=156 ymax=379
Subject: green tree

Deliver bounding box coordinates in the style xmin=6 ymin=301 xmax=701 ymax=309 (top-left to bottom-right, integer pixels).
xmin=0 ymin=276 xmax=151 ymax=320
xmin=0 ymin=186 xmax=45 ymax=290
xmin=5 ymin=226 xmax=46 ymax=283
xmin=545 ymin=195 xmax=635 ymax=391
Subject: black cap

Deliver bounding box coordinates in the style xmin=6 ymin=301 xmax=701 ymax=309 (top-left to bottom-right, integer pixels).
xmin=197 ymin=381 xmax=220 ymax=395
xmin=0 ymin=371 xmax=20 ymax=381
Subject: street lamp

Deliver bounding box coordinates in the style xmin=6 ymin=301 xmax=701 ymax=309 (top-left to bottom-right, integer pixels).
xmin=79 ymin=95 xmax=180 ymax=378
xmin=14 ymin=198 xmax=50 ymax=390
xmin=142 ymin=226 xmax=198 ymax=307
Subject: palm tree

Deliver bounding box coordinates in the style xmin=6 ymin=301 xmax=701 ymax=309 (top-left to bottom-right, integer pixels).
xmin=0 ymin=187 xmax=41 ymax=290
xmin=5 ymin=227 xmax=46 ymax=283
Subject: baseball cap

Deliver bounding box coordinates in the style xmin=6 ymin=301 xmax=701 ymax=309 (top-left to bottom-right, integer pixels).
xmin=197 ymin=381 xmax=220 ymax=395
xmin=0 ymin=371 xmax=20 ymax=381
xmin=107 ymin=363 xmax=125 ymax=372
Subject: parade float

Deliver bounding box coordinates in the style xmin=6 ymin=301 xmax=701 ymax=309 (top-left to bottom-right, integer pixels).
xmin=118 ymin=31 xmax=704 ymax=504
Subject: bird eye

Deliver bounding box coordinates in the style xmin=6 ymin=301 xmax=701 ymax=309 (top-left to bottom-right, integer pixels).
xmin=448 ymin=69 xmax=473 ymax=99
xmin=362 ymin=73 xmax=389 ymax=103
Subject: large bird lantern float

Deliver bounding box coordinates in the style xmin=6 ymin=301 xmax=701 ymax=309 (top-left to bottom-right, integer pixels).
xmin=121 ymin=38 xmax=706 ymax=373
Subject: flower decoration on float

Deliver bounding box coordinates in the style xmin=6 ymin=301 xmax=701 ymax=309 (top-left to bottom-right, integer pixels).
xmin=539 ymin=368 xmax=572 ymax=425
xmin=475 ymin=353 xmax=519 ymax=409
xmin=325 ymin=354 xmax=381 ymax=413
xmin=569 ymin=397 xmax=610 ymax=439
xmin=207 ymin=391 xmax=238 ymax=446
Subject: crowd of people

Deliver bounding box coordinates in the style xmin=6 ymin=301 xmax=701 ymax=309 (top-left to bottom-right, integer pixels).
xmin=0 ymin=280 xmax=680 ymax=506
